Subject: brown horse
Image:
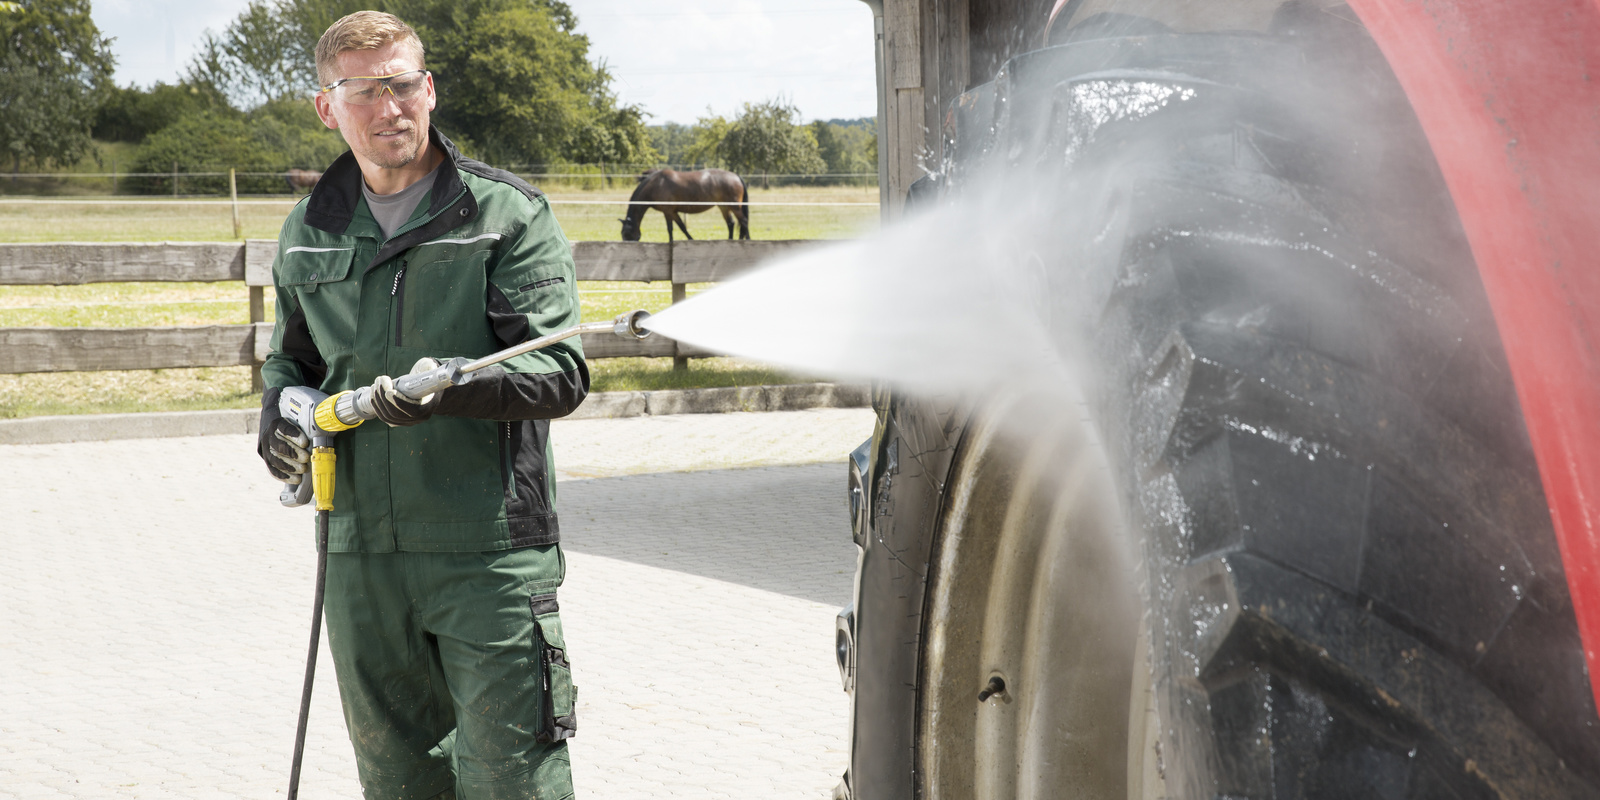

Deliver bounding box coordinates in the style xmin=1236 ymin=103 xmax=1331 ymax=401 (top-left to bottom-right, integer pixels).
xmin=285 ymin=168 xmax=322 ymax=194
xmin=619 ymin=168 xmax=749 ymax=242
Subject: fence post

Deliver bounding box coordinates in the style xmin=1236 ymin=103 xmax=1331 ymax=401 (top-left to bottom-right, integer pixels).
xmin=249 ymin=283 xmax=265 ymax=392
xmin=230 ymin=169 xmax=242 ymax=239
xmin=111 ymin=156 xmax=117 ymax=195
xmin=172 ymin=161 xmax=178 ymax=198
xmin=670 ymin=279 xmax=688 ymax=372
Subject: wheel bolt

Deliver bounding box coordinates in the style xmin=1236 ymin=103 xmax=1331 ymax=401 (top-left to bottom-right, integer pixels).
xmin=977 ymin=675 xmax=1007 ymax=702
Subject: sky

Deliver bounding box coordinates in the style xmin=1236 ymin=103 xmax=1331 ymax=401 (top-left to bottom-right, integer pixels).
xmin=89 ymin=0 xmax=880 ymax=125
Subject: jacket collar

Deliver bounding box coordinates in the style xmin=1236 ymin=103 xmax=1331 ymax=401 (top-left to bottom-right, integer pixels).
xmin=304 ymin=126 xmax=469 ymax=235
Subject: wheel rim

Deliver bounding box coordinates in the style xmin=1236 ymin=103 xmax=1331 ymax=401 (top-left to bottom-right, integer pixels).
xmin=919 ymin=391 xmax=1155 ymax=800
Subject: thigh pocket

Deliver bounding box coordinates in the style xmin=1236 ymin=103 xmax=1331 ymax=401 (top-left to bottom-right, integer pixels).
xmin=529 ymin=593 xmax=577 ymax=743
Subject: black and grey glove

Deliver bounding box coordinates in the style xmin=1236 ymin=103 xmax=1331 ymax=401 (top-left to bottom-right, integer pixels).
xmin=258 ymin=386 xmax=310 ymax=483
xmin=371 ymin=357 xmax=445 ymax=427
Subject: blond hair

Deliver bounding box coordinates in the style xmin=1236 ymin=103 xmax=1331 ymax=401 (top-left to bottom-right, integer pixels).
xmin=315 ymin=11 xmax=426 ymax=87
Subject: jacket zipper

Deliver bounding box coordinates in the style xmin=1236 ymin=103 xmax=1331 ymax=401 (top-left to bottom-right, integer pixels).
xmin=502 ymin=421 xmax=519 ymax=500
xmin=391 ymin=261 xmax=407 ymax=346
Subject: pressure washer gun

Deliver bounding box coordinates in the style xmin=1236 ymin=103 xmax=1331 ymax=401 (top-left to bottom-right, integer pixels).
xmin=275 ymin=309 xmax=653 ymax=508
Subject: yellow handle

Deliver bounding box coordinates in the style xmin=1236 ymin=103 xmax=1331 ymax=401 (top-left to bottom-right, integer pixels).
xmin=312 ymin=447 xmax=336 ymax=511
xmin=315 ymin=391 xmax=361 ymax=433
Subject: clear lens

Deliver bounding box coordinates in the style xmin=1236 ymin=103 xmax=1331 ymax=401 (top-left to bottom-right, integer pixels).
xmin=328 ymin=70 xmax=428 ymax=106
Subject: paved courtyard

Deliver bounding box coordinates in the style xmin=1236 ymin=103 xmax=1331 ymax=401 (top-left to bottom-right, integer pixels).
xmin=0 ymin=408 xmax=874 ymax=799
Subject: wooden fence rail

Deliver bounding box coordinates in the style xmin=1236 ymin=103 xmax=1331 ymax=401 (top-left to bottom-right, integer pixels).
xmin=0 ymin=240 xmax=814 ymax=381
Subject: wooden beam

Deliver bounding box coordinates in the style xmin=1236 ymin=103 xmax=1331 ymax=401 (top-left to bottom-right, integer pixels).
xmin=0 ymin=243 xmax=245 ymax=285
xmin=578 ymin=331 xmax=683 ymax=359
xmin=0 ymin=326 xmax=254 ymax=373
xmin=671 ymin=240 xmax=815 ymax=284
xmin=572 ymin=241 xmax=671 ymax=281
xmin=253 ymin=322 xmax=275 ymax=364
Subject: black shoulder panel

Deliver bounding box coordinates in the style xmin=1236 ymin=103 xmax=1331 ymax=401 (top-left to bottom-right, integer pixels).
xmin=457 ymin=157 xmax=545 ymax=201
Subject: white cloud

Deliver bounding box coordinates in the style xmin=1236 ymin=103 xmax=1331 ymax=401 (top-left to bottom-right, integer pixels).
xmin=92 ymin=0 xmax=879 ymax=123
xmin=93 ymin=0 xmax=254 ymax=88
xmin=576 ymin=0 xmax=878 ymax=123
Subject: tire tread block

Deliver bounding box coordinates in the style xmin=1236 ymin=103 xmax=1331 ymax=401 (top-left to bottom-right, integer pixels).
xmin=1171 ymin=553 xmax=1590 ymax=799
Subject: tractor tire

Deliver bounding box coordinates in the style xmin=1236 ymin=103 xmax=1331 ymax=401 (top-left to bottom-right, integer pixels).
xmin=848 ymin=13 xmax=1600 ymax=800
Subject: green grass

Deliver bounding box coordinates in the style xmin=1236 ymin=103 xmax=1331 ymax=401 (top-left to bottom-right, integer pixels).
xmin=0 ymin=183 xmax=870 ymax=418
xmin=0 ymin=184 xmax=878 ymax=243
xmin=0 ymin=367 xmax=261 ymax=418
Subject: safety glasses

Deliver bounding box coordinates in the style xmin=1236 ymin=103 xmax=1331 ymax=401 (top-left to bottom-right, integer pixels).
xmin=320 ymin=70 xmax=431 ymax=106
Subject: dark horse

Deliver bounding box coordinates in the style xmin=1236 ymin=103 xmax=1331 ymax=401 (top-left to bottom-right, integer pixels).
xmin=620 ymin=168 xmax=749 ymax=242
xmin=285 ymin=168 xmax=323 ymax=194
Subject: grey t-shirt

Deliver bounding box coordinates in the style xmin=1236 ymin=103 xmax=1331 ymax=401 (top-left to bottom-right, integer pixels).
xmin=362 ymin=166 xmax=440 ymax=240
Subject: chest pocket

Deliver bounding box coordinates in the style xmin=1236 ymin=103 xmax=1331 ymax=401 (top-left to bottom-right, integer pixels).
xmin=280 ymin=246 xmax=359 ymax=355
xmin=400 ymin=249 xmax=497 ymax=355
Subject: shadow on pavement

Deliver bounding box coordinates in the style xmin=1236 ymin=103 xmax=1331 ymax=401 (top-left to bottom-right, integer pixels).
xmin=557 ymin=463 xmax=856 ymax=606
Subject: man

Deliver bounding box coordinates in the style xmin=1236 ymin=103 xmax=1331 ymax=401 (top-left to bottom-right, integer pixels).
xmin=256 ymin=11 xmax=587 ymax=799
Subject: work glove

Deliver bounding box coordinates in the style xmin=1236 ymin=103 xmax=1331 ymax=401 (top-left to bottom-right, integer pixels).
xmin=258 ymin=386 xmax=311 ymax=483
xmin=371 ymin=357 xmax=445 ymax=427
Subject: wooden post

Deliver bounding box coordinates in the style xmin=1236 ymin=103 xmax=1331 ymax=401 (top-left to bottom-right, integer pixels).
xmin=172 ymin=160 xmax=179 ymax=198
xmin=671 ymin=280 xmax=688 ymax=371
xmin=249 ymin=285 xmax=265 ymax=392
xmin=230 ymin=168 xmax=242 ymax=239
xmin=111 ymin=155 xmax=117 ymax=195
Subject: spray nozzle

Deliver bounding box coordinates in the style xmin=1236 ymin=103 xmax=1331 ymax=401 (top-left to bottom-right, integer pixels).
xmin=614 ymin=309 xmax=652 ymax=339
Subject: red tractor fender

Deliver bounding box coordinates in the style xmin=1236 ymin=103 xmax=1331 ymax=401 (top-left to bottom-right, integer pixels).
xmin=1346 ymin=0 xmax=1600 ymax=706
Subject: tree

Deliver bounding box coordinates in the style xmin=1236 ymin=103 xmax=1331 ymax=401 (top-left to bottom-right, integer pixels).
xmin=682 ymin=112 xmax=732 ymax=168
xmin=187 ymin=0 xmax=319 ymax=108
xmin=405 ymin=0 xmax=655 ymax=166
xmin=811 ymin=119 xmax=876 ymax=185
xmin=93 ymin=82 xmax=230 ymax=143
xmin=186 ymin=0 xmax=657 ymax=166
xmin=717 ymin=99 xmax=825 ymax=186
xmin=648 ymin=122 xmax=694 ymax=165
xmin=0 ymin=0 xmax=115 ymax=171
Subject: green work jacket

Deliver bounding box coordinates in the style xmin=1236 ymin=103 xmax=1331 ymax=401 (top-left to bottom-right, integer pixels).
xmin=262 ymin=127 xmax=588 ymax=553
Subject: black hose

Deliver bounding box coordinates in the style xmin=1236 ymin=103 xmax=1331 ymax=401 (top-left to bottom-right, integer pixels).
xmin=287 ymin=508 xmax=329 ymax=800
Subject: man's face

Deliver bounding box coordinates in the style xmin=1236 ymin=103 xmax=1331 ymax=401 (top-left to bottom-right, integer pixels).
xmin=314 ymin=41 xmax=436 ymax=171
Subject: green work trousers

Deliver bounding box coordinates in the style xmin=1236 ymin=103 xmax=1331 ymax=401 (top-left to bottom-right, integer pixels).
xmin=324 ymin=546 xmax=577 ymax=800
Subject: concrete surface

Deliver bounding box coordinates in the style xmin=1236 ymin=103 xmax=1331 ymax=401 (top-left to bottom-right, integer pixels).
xmin=0 ymin=383 xmax=869 ymax=446
xmin=0 ymin=408 xmax=875 ymax=799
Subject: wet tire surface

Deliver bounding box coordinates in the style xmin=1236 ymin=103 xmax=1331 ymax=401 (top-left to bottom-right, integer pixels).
xmin=854 ymin=16 xmax=1600 ymax=800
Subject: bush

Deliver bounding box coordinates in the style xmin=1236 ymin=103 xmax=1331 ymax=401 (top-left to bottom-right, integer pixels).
xmin=93 ymin=82 xmax=227 ymax=143
xmin=126 ymin=99 xmax=346 ymax=194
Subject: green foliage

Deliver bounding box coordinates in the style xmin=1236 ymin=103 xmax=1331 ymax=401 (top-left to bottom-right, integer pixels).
xmin=0 ymin=0 xmax=115 ymax=170
xmin=93 ymin=82 xmax=229 ymax=143
xmin=187 ymin=0 xmax=319 ymax=108
xmin=178 ymin=0 xmax=656 ymax=167
xmin=717 ymin=99 xmax=825 ymax=185
xmin=683 ymin=112 xmax=731 ymax=168
xmin=126 ymin=99 xmax=347 ymax=194
xmin=404 ymin=0 xmax=656 ymax=166
xmin=248 ymin=97 xmax=352 ymax=169
xmin=648 ymin=122 xmax=694 ymax=165
xmin=811 ymin=119 xmax=876 ymax=184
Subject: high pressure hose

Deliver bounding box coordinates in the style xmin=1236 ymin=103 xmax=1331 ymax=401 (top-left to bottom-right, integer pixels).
xmin=287 ymin=508 xmax=328 ymax=800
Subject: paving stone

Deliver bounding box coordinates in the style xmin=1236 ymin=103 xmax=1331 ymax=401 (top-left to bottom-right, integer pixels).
xmin=1 ymin=408 xmax=874 ymax=799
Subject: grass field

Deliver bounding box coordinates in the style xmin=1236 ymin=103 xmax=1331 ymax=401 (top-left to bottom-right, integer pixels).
xmin=0 ymin=184 xmax=874 ymax=418
xmin=0 ymin=183 xmax=878 ymax=243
